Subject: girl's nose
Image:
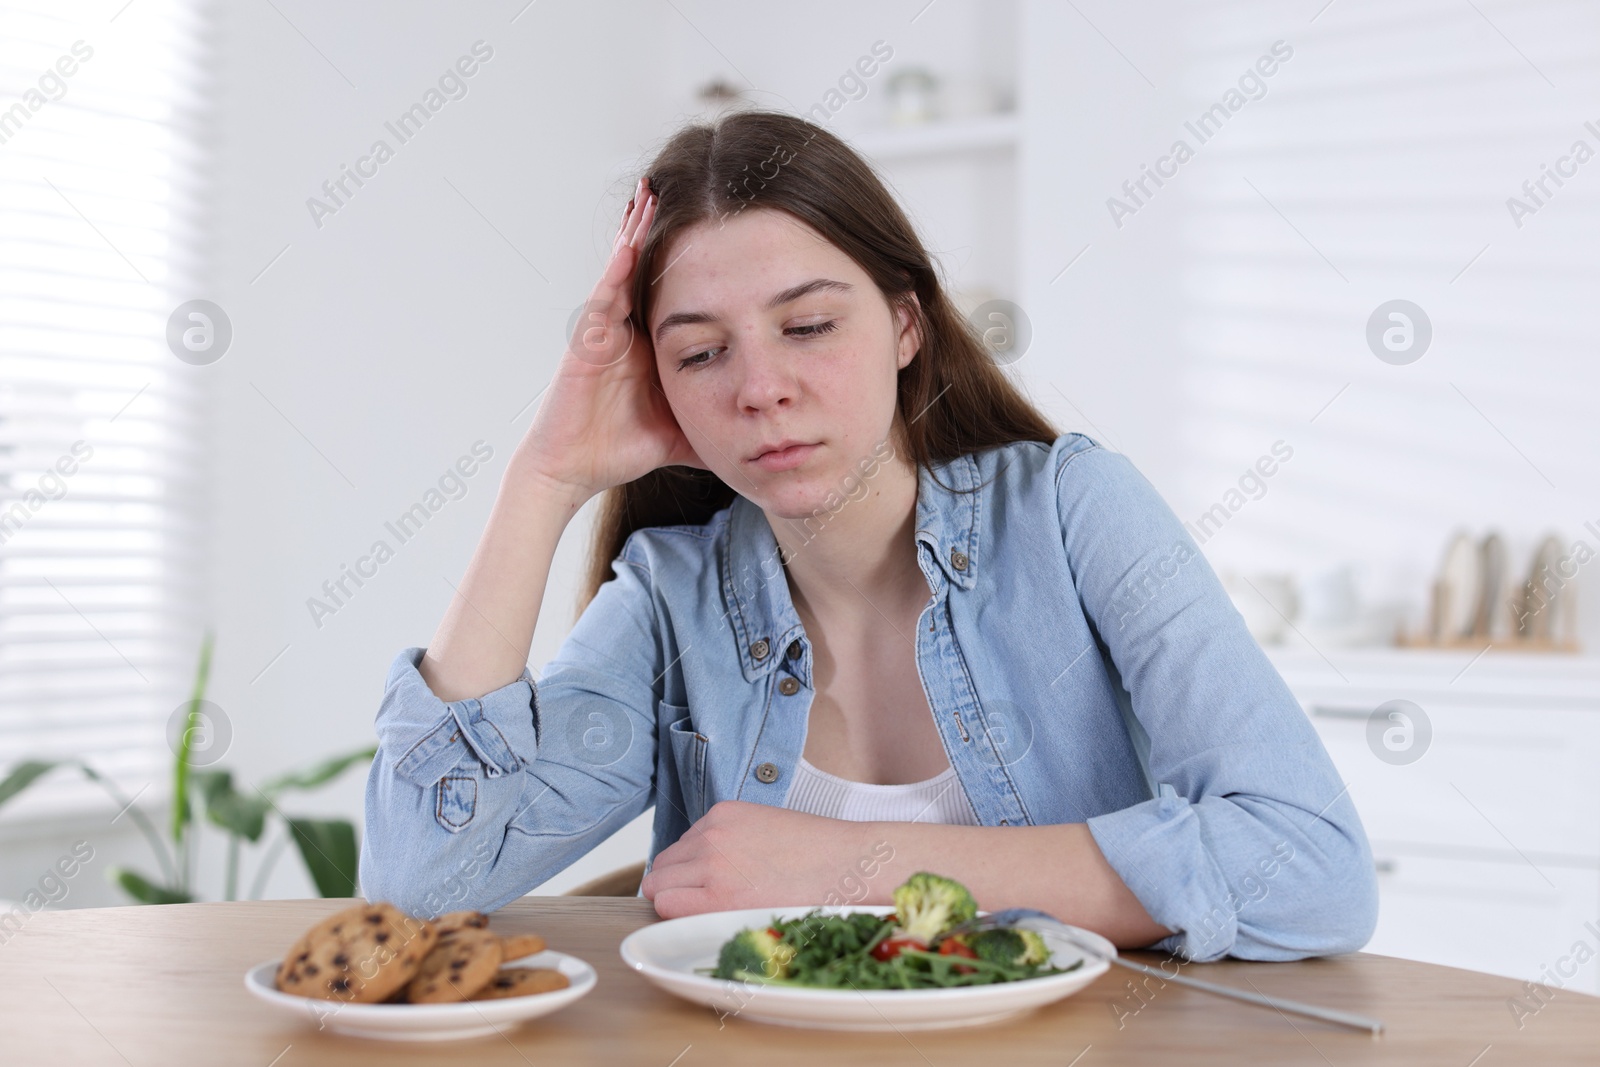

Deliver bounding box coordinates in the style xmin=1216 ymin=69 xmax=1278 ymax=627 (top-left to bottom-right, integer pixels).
xmin=735 ymin=335 xmax=797 ymax=413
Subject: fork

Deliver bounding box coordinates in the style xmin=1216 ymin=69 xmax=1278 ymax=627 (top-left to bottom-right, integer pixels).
xmin=947 ymin=908 xmax=1385 ymax=1035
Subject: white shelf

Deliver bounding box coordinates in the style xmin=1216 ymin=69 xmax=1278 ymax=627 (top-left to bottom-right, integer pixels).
xmin=846 ymin=112 xmax=1020 ymax=162
xmin=1266 ymin=644 xmax=1600 ymax=706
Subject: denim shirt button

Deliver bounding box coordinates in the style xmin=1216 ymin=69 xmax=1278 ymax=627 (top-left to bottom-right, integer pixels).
xmin=750 ymin=639 xmax=770 ymax=660
xmin=950 ymin=548 xmax=969 ymax=571
xmin=755 ymin=762 xmax=780 ymax=783
xmin=786 ymin=640 xmax=802 ymax=660
xmin=778 ymin=676 xmax=800 ymax=696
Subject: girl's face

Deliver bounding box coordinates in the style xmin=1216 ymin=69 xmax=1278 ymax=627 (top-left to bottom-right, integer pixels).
xmin=648 ymin=208 xmax=919 ymax=521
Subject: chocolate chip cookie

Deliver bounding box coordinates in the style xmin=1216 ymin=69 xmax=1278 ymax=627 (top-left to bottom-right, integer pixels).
xmin=275 ymin=902 xmax=438 ymax=1003
xmin=497 ymin=932 xmax=547 ymax=960
xmin=432 ymin=910 xmax=490 ymax=934
xmin=469 ymin=967 xmax=570 ymax=999
xmin=403 ymin=927 xmax=503 ymax=1003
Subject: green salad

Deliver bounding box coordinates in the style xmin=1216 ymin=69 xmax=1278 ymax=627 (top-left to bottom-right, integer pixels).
xmin=701 ymin=872 xmax=1080 ymax=990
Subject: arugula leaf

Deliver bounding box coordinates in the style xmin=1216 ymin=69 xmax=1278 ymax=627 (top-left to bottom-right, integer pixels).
xmin=707 ymin=909 xmax=1079 ymax=990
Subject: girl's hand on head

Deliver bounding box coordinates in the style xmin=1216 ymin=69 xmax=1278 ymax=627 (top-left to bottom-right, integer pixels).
xmin=510 ymin=177 xmax=707 ymax=500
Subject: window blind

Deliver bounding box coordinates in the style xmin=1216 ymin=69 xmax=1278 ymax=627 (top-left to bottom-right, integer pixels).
xmin=1171 ymin=0 xmax=1600 ymax=618
xmin=0 ymin=0 xmax=210 ymax=823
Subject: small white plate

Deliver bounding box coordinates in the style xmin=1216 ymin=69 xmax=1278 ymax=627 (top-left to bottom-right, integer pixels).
xmin=619 ymin=905 xmax=1113 ymax=1031
xmin=1438 ymin=531 xmax=1482 ymax=638
xmin=1525 ymin=535 xmax=1565 ymax=640
xmin=244 ymin=950 xmax=595 ymax=1041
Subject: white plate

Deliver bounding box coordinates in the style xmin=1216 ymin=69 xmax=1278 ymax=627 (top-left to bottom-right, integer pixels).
xmin=619 ymin=905 xmax=1113 ymax=1031
xmin=244 ymin=950 xmax=595 ymax=1041
xmin=1438 ymin=531 xmax=1482 ymax=638
xmin=1478 ymin=532 xmax=1508 ymax=638
xmin=1525 ymin=535 xmax=1564 ymax=640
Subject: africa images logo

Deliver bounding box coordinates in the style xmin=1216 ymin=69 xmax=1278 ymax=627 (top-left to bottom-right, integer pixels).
xmin=1106 ymin=40 xmax=1294 ymax=229
xmin=305 ymin=41 xmax=495 ymax=229
xmin=305 ymin=441 xmax=494 ymax=628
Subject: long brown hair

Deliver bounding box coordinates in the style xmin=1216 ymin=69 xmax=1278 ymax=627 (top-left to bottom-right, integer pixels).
xmin=577 ymin=109 xmax=1059 ymax=619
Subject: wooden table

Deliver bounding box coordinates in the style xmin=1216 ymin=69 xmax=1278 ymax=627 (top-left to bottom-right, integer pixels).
xmin=3 ymin=897 xmax=1597 ymax=1065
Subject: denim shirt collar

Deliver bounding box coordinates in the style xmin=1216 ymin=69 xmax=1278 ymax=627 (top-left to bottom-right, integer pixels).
xmin=719 ymin=451 xmax=983 ymax=684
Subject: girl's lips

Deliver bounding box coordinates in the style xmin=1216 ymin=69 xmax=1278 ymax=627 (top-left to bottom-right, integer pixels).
xmin=750 ymin=442 xmax=819 ymax=472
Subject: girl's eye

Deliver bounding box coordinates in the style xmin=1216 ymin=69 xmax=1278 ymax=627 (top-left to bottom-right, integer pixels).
xmin=787 ymin=320 xmax=839 ymax=338
xmin=674 ymin=321 xmax=837 ymax=371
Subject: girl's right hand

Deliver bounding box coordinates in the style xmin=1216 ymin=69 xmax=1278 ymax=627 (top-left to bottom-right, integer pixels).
xmin=511 ymin=178 xmax=708 ymax=500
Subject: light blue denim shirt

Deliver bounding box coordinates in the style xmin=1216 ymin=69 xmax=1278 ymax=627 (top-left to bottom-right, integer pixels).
xmin=360 ymin=433 xmax=1378 ymax=962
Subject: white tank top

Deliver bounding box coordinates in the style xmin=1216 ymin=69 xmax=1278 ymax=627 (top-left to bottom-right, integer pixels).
xmin=784 ymin=756 xmax=981 ymax=825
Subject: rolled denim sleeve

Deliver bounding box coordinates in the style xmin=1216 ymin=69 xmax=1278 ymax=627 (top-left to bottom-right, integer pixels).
xmin=1054 ymin=437 xmax=1379 ymax=961
xmin=360 ymin=540 xmax=663 ymax=917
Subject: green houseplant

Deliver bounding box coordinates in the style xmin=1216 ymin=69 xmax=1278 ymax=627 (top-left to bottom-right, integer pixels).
xmin=0 ymin=630 xmax=376 ymax=903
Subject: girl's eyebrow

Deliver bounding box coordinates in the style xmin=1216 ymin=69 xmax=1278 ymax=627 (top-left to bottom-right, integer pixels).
xmin=653 ymin=278 xmax=853 ymax=342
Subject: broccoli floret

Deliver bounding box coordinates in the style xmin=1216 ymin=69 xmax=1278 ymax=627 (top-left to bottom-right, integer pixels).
xmin=892 ymin=872 xmax=978 ymax=943
xmin=969 ymin=927 xmax=1051 ymax=967
xmin=713 ymin=927 xmax=796 ymax=981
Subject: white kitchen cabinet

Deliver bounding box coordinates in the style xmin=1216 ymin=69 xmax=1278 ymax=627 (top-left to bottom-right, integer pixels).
xmin=1367 ymin=853 xmax=1599 ymax=995
xmin=1306 ymin=699 xmax=1600 ymax=859
xmin=1269 ymin=647 xmax=1600 ymax=995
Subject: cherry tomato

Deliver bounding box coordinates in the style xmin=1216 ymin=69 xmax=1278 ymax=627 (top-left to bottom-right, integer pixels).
xmin=938 ymin=937 xmax=978 ymax=973
xmin=870 ymin=935 xmax=926 ymax=962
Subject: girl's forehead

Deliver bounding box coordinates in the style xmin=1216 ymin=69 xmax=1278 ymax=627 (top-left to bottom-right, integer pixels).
xmin=648 ymin=213 xmax=868 ymax=338
xmin=654 ymin=210 xmax=848 ymax=290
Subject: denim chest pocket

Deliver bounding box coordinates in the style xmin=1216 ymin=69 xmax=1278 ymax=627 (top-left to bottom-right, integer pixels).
xmin=665 ymin=703 xmax=708 ymax=824
xmin=436 ymin=772 xmax=477 ymax=832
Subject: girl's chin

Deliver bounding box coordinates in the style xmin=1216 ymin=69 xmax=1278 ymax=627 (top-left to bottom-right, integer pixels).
xmin=750 ymin=481 xmax=845 ymax=523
